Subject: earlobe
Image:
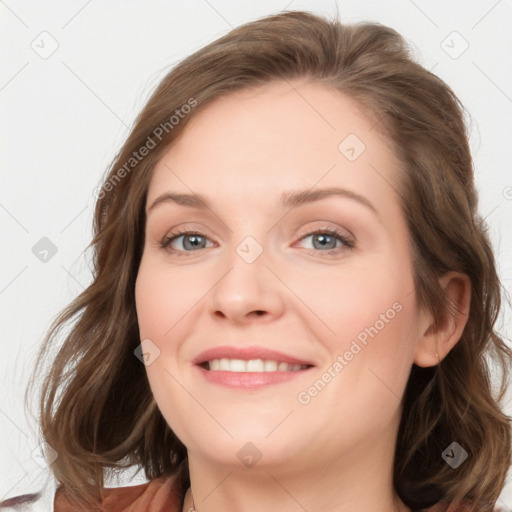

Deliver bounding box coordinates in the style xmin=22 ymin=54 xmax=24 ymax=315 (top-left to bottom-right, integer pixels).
xmin=413 ymin=272 xmax=471 ymax=368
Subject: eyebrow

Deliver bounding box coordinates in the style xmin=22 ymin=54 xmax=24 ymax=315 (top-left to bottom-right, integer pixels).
xmin=148 ymin=186 xmax=378 ymax=215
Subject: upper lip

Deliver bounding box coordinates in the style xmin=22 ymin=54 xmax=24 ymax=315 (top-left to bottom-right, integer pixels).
xmin=193 ymin=345 xmax=315 ymax=366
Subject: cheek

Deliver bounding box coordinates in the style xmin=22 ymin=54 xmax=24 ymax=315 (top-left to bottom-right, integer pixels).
xmin=135 ymin=256 xmax=205 ymax=341
xmin=297 ymin=276 xmax=416 ymax=436
xmin=292 ymin=256 xmax=418 ymax=404
xmin=290 ymin=258 xmax=415 ymax=346
xmin=135 ymin=259 xmax=197 ymax=437
xmin=135 ymin=267 xmax=173 ymax=341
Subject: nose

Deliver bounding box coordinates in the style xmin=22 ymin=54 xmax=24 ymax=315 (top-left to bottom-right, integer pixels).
xmin=207 ymin=240 xmax=286 ymax=325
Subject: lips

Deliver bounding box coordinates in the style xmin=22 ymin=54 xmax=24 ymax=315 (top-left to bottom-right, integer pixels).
xmin=193 ymin=345 xmax=315 ymax=368
xmin=206 ymin=359 xmax=309 ymax=372
xmin=192 ymin=345 xmax=315 ymax=388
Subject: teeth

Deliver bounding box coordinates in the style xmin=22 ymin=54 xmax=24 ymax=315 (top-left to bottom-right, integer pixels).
xmin=264 ymin=360 xmax=278 ymax=371
xmin=247 ymin=359 xmax=264 ymax=371
xmin=206 ymin=358 xmax=308 ymax=372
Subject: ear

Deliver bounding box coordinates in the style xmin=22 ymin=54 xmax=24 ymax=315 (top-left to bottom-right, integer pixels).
xmin=413 ymin=271 xmax=471 ymax=368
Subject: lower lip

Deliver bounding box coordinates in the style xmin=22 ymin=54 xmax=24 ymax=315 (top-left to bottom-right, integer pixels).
xmin=195 ymin=365 xmax=313 ymax=389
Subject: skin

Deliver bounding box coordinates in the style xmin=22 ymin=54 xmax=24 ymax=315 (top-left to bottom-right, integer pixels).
xmin=135 ymin=79 xmax=470 ymax=512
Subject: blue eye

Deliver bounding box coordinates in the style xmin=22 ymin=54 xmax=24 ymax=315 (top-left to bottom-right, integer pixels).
xmin=297 ymin=228 xmax=354 ymax=254
xmin=161 ymin=231 xmax=213 ymax=254
xmin=160 ymin=227 xmax=354 ymax=256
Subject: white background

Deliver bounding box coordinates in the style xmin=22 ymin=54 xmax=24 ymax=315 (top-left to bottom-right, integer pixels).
xmin=1 ymin=0 xmax=511 ymax=508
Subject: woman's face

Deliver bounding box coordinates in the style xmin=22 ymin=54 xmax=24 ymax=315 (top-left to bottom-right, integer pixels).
xmin=135 ymin=80 xmax=425 ymax=472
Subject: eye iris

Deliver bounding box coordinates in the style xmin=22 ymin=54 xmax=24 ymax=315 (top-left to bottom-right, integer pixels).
xmin=169 ymin=231 xmax=345 ymax=252
xmin=313 ymin=233 xmax=337 ymax=250
xmin=183 ymin=235 xmax=206 ymax=250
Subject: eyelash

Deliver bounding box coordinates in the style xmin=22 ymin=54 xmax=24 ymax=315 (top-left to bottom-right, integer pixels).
xmin=160 ymin=227 xmax=355 ymax=257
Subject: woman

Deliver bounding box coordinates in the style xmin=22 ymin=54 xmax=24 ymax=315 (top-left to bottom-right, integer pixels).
xmin=1 ymin=10 xmax=510 ymax=512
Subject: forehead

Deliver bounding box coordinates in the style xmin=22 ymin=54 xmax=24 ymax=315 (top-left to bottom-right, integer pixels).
xmin=147 ymin=79 xmax=402 ymax=213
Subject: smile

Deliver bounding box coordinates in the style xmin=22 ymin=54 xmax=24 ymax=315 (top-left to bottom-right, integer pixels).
xmin=193 ymin=345 xmax=315 ymax=388
xmin=204 ymin=358 xmax=311 ymax=372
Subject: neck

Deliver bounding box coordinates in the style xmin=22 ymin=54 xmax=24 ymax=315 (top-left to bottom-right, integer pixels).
xmin=181 ymin=441 xmax=410 ymax=512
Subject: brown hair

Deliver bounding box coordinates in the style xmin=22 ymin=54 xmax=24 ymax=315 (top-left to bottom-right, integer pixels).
xmin=25 ymin=10 xmax=511 ymax=511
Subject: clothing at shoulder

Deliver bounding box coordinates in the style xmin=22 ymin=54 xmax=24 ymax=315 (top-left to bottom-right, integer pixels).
xmin=2 ymin=480 xmax=506 ymax=512
xmin=0 ymin=475 xmax=183 ymax=512
xmin=0 ymin=473 xmax=57 ymax=511
xmin=53 ymin=475 xmax=183 ymax=512
xmin=53 ymin=485 xmax=506 ymax=512
xmin=421 ymin=502 xmax=505 ymax=512
xmin=52 ymin=481 xmax=506 ymax=512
